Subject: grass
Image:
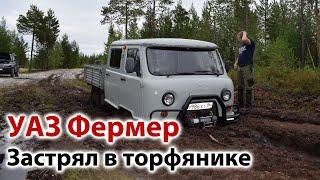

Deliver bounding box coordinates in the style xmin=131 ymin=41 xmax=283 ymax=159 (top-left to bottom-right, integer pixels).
xmin=228 ymin=66 xmax=320 ymax=95
xmin=19 ymin=68 xmax=29 ymax=74
xmin=61 ymin=79 xmax=91 ymax=91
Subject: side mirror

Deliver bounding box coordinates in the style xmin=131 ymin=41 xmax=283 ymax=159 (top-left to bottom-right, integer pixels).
xmin=126 ymin=57 xmax=135 ymax=73
xmin=225 ymin=60 xmax=231 ymax=73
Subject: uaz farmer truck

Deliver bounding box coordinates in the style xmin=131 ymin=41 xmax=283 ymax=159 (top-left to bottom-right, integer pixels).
xmin=84 ymin=38 xmax=239 ymax=127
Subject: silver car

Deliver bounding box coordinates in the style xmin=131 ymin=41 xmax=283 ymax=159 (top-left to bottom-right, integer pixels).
xmin=85 ymin=38 xmax=239 ymax=127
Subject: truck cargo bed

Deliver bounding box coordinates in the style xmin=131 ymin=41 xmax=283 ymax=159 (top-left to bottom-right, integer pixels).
xmin=84 ymin=65 xmax=105 ymax=89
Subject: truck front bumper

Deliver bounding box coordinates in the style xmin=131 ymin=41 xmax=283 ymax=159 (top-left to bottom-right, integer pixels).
xmin=150 ymin=95 xmax=240 ymax=127
xmin=0 ymin=67 xmax=12 ymax=74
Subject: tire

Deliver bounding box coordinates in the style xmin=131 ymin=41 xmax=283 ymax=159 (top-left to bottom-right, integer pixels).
xmin=90 ymin=86 xmax=105 ymax=106
xmin=10 ymin=68 xmax=14 ymax=78
xmin=15 ymin=69 xmax=19 ymax=77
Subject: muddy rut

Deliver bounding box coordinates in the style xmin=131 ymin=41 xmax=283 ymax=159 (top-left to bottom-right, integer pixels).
xmin=0 ymin=73 xmax=319 ymax=179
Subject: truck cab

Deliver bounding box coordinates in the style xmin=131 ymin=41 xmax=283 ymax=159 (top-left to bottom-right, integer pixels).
xmin=85 ymin=39 xmax=239 ymax=127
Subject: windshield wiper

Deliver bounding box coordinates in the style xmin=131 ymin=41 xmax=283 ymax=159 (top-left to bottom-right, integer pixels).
xmin=194 ymin=70 xmax=212 ymax=73
xmin=193 ymin=70 xmax=221 ymax=76
xmin=166 ymin=72 xmax=197 ymax=77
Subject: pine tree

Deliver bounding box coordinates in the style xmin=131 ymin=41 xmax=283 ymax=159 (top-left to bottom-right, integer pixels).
xmin=105 ymin=23 xmax=122 ymax=56
xmin=315 ymin=0 xmax=320 ymax=67
xmin=198 ymin=2 xmax=214 ymax=42
xmin=101 ymin=0 xmax=144 ymax=39
xmin=256 ymin=0 xmax=271 ymax=48
xmin=128 ymin=17 xmax=140 ymax=39
xmin=172 ymin=0 xmax=190 ymax=38
xmin=189 ymin=4 xmax=200 ymax=40
xmin=0 ymin=18 xmax=13 ymax=52
xmin=158 ymin=9 xmax=173 ymax=38
xmin=141 ymin=6 xmax=155 ymax=38
xmin=17 ymin=5 xmax=44 ymax=72
xmin=143 ymin=0 xmax=173 ymax=37
xmin=37 ymin=9 xmax=60 ymax=70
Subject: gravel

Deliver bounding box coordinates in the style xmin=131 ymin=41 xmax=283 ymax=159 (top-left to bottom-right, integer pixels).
xmin=0 ymin=69 xmax=83 ymax=88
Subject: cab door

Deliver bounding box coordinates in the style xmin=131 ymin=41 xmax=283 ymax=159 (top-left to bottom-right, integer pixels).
xmin=119 ymin=47 xmax=143 ymax=118
xmin=104 ymin=48 xmax=123 ymax=108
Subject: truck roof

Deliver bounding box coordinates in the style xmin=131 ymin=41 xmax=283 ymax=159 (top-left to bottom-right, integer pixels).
xmin=111 ymin=38 xmax=218 ymax=49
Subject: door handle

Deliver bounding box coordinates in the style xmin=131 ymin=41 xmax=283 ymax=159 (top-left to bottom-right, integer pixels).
xmin=120 ymin=77 xmax=126 ymax=81
xmin=106 ymin=73 xmax=110 ymax=76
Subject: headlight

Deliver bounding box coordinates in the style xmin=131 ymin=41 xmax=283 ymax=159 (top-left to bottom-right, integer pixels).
xmin=221 ymin=89 xmax=231 ymax=101
xmin=162 ymin=93 xmax=175 ymax=106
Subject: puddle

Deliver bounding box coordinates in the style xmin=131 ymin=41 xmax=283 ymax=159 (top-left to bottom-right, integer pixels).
xmin=0 ymin=128 xmax=33 ymax=180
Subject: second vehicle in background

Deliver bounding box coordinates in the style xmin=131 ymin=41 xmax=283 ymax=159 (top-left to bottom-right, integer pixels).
xmin=0 ymin=52 xmax=19 ymax=77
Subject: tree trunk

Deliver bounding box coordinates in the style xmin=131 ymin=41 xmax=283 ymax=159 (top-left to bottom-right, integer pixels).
xmin=300 ymin=0 xmax=305 ymax=69
xmin=29 ymin=30 xmax=35 ymax=73
xmin=152 ymin=0 xmax=156 ymax=37
xmin=46 ymin=49 xmax=49 ymax=70
xmin=125 ymin=0 xmax=128 ymax=39
xmin=245 ymin=0 xmax=249 ymax=31
xmin=264 ymin=0 xmax=268 ymax=49
xmin=213 ymin=18 xmax=216 ymax=42
xmin=316 ymin=0 xmax=320 ymax=67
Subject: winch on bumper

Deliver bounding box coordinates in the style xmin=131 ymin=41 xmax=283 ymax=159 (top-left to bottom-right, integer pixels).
xmin=150 ymin=95 xmax=240 ymax=127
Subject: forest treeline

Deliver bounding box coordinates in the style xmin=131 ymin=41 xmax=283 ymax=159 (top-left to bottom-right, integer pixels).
xmin=103 ymin=0 xmax=320 ymax=70
xmin=0 ymin=6 xmax=101 ymax=72
xmin=1 ymin=0 xmax=320 ymax=75
xmin=0 ymin=18 xmax=28 ymax=68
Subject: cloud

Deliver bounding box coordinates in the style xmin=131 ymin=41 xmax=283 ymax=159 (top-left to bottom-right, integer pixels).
xmin=1 ymin=0 xmax=205 ymax=55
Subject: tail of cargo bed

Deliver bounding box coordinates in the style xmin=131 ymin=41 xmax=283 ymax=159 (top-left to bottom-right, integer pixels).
xmin=84 ymin=65 xmax=105 ymax=89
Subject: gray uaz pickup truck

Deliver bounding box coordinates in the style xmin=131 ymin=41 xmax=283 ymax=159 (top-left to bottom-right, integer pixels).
xmin=0 ymin=52 xmax=19 ymax=77
xmin=85 ymin=38 xmax=239 ymax=127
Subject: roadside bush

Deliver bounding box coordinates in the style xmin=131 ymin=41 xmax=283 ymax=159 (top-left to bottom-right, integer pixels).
xmin=263 ymin=38 xmax=297 ymax=68
xmin=228 ymin=67 xmax=320 ymax=95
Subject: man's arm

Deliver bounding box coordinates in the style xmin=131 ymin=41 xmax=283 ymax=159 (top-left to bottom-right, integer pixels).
xmin=242 ymin=31 xmax=251 ymax=45
xmin=234 ymin=57 xmax=239 ymax=70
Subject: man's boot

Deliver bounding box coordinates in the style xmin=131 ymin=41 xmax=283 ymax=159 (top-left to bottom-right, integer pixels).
xmin=238 ymin=88 xmax=244 ymax=109
xmin=246 ymin=88 xmax=253 ymax=113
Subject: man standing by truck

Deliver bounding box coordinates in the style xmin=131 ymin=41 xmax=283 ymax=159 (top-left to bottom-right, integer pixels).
xmin=234 ymin=31 xmax=255 ymax=113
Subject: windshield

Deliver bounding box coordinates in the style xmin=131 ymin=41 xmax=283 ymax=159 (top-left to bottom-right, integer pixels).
xmin=147 ymin=48 xmax=224 ymax=76
xmin=0 ymin=53 xmax=11 ymax=63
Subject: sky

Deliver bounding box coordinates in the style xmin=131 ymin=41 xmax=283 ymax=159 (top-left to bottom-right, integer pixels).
xmin=0 ymin=0 xmax=206 ymax=55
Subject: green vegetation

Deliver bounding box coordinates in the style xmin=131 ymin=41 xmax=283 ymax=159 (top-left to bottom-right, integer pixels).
xmin=103 ymin=0 xmax=320 ymax=94
xmin=0 ymin=1 xmax=319 ymax=95
xmin=61 ymin=79 xmax=91 ymax=91
xmin=17 ymin=5 xmax=60 ymax=72
xmin=0 ymin=18 xmax=28 ymax=67
xmin=229 ymin=67 xmax=320 ymax=95
xmin=1 ymin=5 xmax=99 ymax=72
xmin=103 ymin=0 xmax=320 ymax=69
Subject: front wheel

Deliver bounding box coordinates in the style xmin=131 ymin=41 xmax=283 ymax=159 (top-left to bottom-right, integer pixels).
xmin=10 ymin=68 xmax=14 ymax=77
xmin=15 ymin=69 xmax=19 ymax=77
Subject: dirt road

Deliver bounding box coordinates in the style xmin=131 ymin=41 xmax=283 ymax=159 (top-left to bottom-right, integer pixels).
xmin=0 ymin=70 xmax=319 ymax=179
xmin=0 ymin=69 xmax=83 ymax=88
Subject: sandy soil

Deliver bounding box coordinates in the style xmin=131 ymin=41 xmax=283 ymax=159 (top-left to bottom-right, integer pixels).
xmin=0 ymin=70 xmax=319 ymax=180
xmin=0 ymin=69 xmax=83 ymax=88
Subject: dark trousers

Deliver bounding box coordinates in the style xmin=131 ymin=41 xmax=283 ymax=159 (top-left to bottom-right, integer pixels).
xmin=237 ymin=65 xmax=254 ymax=109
